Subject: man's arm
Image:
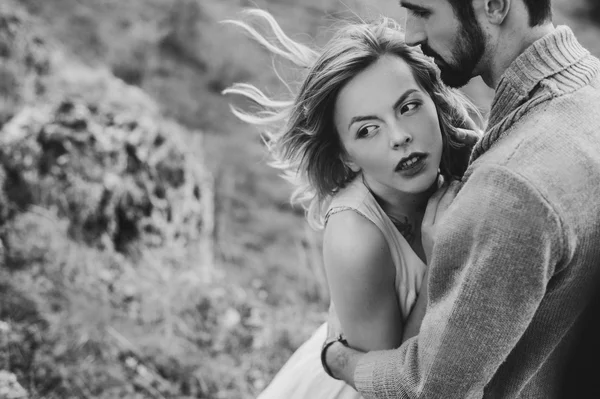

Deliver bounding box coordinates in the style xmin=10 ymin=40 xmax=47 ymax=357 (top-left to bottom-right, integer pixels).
xmin=326 ymin=165 xmax=566 ymax=398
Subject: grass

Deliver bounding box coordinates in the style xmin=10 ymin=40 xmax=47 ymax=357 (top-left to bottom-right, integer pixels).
xmin=2 ymin=0 xmax=600 ymax=397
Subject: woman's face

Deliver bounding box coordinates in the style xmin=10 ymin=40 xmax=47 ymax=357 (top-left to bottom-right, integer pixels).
xmin=333 ymin=54 xmax=443 ymax=197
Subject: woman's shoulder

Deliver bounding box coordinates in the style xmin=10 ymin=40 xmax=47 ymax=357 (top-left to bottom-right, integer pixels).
xmin=325 ymin=178 xmax=372 ymax=221
xmin=328 ymin=178 xmax=370 ymax=208
xmin=325 ymin=207 xmax=380 ymax=239
xmin=323 ymin=209 xmax=393 ymax=277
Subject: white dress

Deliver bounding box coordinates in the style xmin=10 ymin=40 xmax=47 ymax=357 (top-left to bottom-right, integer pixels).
xmin=257 ymin=178 xmax=427 ymax=399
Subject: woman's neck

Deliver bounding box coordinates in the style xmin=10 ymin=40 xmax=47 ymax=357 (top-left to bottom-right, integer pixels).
xmin=363 ymin=175 xmax=438 ymax=243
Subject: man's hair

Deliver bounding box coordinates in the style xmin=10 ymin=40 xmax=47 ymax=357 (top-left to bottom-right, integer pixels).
xmin=448 ymin=0 xmax=552 ymax=27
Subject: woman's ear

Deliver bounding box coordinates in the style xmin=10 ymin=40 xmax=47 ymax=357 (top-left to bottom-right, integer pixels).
xmin=346 ymin=161 xmax=361 ymax=173
xmin=343 ymin=156 xmax=361 ymax=173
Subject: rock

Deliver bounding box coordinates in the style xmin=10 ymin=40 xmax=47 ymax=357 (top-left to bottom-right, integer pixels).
xmin=0 ymin=370 xmax=28 ymax=399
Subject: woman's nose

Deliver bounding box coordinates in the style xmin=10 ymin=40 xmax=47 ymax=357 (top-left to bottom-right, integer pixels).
xmin=390 ymin=127 xmax=412 ymax=149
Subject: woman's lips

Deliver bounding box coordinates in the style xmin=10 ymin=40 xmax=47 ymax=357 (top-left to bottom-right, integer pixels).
xmin=395 ymin=154 xmax=428 ymax=177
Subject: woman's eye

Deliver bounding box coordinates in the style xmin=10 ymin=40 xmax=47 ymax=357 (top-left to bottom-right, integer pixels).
xmin=357 ymin=125 xmax=378 ymax=138
xmin=400 ymin=101 xmax=422 ymax=115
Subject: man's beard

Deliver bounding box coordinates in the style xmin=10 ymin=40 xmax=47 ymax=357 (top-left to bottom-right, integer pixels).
xmin=421 ymin=17 xmax=486 ymax=88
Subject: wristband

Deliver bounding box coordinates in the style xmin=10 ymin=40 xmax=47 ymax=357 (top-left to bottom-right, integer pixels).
xmin=321 ymin=333 xmax=349 ymax=380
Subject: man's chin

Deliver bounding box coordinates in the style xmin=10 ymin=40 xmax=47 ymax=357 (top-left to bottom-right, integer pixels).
xmin=440 ymin=68 xmax=473 ymax=88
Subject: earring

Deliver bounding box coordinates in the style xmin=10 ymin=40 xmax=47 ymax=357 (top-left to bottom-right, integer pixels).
xmin=437 ymin=168 xmax=445 ymax=187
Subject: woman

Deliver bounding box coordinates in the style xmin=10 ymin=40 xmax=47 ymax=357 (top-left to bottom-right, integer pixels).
xmin=224 ymin=10 xmax=480 ymax=398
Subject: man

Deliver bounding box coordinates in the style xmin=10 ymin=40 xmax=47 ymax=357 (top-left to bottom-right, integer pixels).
xmin=322 ymin=0 xmax=600 ymax=397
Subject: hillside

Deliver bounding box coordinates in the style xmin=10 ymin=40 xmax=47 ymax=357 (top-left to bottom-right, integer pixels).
xmin=2 ymin=0 xmax=600 ymax=398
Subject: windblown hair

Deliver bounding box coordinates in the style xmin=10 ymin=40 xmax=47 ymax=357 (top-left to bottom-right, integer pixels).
xmin=224 ymin=9 xmax=481 ymax=228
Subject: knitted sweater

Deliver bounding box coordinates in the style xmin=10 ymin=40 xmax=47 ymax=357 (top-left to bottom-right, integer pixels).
xmin=354 ymin=26 xmax=600 ymax=399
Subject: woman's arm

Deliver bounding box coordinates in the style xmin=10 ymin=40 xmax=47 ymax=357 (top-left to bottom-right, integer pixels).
xmin=323 ymin=210 xmax=404 ymax=351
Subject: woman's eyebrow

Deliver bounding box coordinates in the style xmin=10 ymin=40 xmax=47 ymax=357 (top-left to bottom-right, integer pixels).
xmin=347 ymin=88 xmax=419 ymax=130
xmin=392 ymin=88 xmax=419 ymax=110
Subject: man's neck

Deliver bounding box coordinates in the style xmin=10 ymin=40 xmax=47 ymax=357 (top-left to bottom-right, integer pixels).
xmin=482 ymin=23 xmax=556 ymax=89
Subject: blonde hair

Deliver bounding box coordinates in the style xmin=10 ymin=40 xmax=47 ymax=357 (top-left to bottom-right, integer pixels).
xmin=224 ymin=9 xmax=480 ymax=228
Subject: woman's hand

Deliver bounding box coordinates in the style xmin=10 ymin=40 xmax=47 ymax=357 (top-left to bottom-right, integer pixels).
xmin=421 ymin=180 xmax=460 ymax=263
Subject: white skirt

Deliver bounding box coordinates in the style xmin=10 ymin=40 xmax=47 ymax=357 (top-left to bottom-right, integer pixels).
xmin=257 ymin=323 xmax=363 ymax=399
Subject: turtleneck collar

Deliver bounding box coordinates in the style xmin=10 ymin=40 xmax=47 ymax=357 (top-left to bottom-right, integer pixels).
xmin=469 ymin=26 xmax=600 ymax=163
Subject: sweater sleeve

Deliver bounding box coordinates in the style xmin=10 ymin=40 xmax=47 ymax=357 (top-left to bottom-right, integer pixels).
xmin=354 ymin=165 xmax=566 ymax=398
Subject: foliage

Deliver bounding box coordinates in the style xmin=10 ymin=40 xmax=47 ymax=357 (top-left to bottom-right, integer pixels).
xmin=0 ymin=1 xmax=328 ymax=398
xmin=4 ymin=0 xmax=598 ymax=398
xmin=1 ymin=97 xmax=205 ymax=254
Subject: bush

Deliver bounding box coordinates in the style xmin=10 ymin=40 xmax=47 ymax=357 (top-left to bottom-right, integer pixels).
xmin=0 ymin=98 xmax=206 ymax=254
xmin=0 ymin=77 xmax=217 ymax=398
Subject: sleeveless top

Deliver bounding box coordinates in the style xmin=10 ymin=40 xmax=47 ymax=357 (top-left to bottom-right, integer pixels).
xmin=324 ymin=177 xmax=426 ymax=320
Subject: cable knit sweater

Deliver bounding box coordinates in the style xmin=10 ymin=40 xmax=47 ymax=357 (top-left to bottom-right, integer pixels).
xmin=354 ymin=26 xmax=600 ymax=399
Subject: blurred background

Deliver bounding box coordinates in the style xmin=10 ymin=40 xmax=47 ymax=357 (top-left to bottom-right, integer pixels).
xmin=0 ymin=0 xmax=598 ymax=398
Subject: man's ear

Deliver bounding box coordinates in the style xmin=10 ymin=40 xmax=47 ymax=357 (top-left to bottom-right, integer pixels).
xmin=481 ymin=0 xmax=511 ymax=25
